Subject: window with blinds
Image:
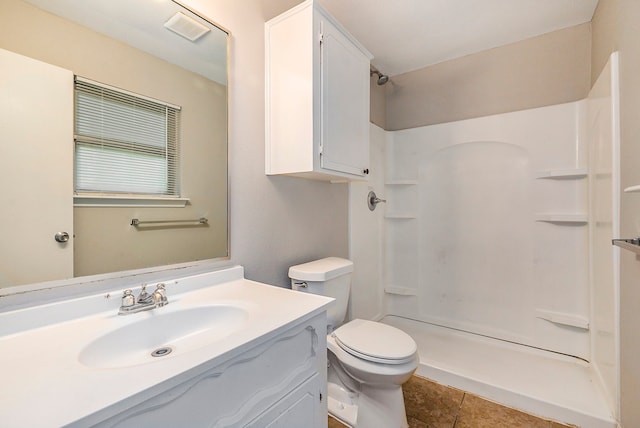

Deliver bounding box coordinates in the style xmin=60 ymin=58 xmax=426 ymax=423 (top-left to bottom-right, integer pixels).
xmin=74 ymin=77 xmax=181 ymax=197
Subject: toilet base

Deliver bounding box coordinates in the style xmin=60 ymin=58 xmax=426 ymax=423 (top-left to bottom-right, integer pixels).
xmin=327 ymin=381 xmax=409 ymax=428
xmin=356 ymin=383 xmax=409 ymax=428
xmin=327 ymin=356 xmax=411 ymax=428
xmin=327 ymin=382 xmax=357 ymax=427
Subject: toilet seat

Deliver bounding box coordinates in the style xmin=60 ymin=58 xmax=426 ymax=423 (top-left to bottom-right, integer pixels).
xmin=333 ymin=319 xmax=417 ymax=365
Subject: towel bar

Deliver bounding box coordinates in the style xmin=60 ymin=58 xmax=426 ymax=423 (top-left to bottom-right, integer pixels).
xmin=612 ymin=238 xmax=640 ymax=254
xmin=131 ymin=217 xmax=208 ymax=226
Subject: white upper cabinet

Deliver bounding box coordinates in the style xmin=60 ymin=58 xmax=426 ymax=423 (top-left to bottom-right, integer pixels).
xmin=265 ymin=0 xmax=373 ymax=181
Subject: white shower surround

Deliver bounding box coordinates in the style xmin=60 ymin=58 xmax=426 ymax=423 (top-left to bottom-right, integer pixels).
xmin=385 ymin=101 xmax=589 ymax=359
xmin=348 ymin=54 xmax=619 ymax=427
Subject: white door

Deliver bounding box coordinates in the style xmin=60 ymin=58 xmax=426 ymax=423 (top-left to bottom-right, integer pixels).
xmin=320 ymin=16 xmax=370 ymax=177
xmin=0 ymin=48 xmax=74 ymax=287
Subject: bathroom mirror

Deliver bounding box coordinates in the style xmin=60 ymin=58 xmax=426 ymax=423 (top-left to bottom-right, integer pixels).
xmin=0 ymin=0 xmax=229 ymax=289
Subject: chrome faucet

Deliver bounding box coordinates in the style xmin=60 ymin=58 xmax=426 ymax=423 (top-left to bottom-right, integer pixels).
xmin=118 ymin=283 xmax=168 ymax=315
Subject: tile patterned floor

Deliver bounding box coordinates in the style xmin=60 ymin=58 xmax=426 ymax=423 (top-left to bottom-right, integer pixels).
xmin=328 ymin=375 xmax=578 ymax=428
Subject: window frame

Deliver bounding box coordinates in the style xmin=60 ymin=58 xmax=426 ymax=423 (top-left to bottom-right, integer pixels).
xmin=72 ymin=76 xmax=185 ymax=207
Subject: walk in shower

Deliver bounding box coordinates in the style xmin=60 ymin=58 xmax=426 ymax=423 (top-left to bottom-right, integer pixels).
xmin=348 ymin=54 xmax=619 ymax=428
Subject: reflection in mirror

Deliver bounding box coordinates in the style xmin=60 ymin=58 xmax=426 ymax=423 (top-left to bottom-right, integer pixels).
xmin=0 ymin=0 xmax=228 ymax=289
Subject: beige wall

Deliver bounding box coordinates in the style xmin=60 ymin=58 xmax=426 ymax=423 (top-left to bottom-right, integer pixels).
xmin=593 ymin=0 xmax=640 ymax=426
xmin=0 ymin=0 xmax=228 ymax=276
xmin=591 ymin=0 xmax=619 ymax=86
xmin=370 ymin=78 xmax=386 ymax=129
xmin=385 ymin=23 xmax=592 ymax=130
xmin=178 ymin=0 xmax=349 ymax=287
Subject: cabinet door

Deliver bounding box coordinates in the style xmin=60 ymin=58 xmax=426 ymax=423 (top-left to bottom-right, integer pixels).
xmin=245 ymin=374 xmax=324 ymax=428
xmin=320 ymin=17 xmax=370 ymax=178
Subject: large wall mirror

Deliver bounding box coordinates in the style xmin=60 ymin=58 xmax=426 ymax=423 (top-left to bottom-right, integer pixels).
xmin=0 ymin=0 xmax=229 ymax=289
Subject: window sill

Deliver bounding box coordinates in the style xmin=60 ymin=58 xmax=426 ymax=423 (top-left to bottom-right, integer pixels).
xmin=74 ymin=194 xmax=190 ymax=208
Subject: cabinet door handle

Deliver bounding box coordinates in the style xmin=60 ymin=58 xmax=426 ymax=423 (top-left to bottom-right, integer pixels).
xmin=363 ymin=168 xmax=369 ymax=175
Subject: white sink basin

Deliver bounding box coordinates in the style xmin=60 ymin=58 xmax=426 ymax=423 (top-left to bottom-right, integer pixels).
xmin=79 ymin=305 xmax=249 ymax=369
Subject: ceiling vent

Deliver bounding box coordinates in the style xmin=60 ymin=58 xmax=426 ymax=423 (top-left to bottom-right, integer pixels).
xmin=164 ymin=12 xmax=210 ymax=42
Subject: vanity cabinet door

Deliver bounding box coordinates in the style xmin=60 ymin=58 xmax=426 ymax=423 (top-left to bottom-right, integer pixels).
xmin=245 ymin=374 xmax=324 ymax=428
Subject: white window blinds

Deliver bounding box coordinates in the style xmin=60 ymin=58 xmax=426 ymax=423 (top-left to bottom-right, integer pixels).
xmin=74 ymin=77 xmax=181 ymax=196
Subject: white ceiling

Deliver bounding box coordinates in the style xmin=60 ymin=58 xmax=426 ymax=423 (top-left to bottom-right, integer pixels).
xmin=24 ymin=0 xmax=599 ymax=82
xmin=23 ymin=0 xmax=228 ymax=84
xmin=318 ymin=0 xmax=599 ymax=77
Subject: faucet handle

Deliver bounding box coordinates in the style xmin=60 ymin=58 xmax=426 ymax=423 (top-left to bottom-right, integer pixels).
xmin=121 ymin=289 xmax=135 ymax=308
xmin=137 ymin=284 xmax=150 ymax=303
xmin=153 ymin=283 xmax=168 ymax=307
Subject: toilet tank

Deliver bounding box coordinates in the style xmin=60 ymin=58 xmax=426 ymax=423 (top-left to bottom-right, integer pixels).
xmin=289 ymin=257 xmax=353 ymax=331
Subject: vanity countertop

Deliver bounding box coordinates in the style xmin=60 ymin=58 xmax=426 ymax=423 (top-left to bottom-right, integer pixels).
xmin=0 ymin=266 xmax=332 ymax=428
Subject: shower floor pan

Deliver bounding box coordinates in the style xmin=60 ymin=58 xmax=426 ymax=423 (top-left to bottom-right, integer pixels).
xmin=381 ymin=315 xmax=616 ymax=428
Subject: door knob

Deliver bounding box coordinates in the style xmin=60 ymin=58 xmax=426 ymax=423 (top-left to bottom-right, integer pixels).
xmin=54 ymin=232 xmax=70 ymax=243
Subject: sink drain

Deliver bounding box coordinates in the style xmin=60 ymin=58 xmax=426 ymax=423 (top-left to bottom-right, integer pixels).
xmin=151 ymin=346 xmax=173 ymax=357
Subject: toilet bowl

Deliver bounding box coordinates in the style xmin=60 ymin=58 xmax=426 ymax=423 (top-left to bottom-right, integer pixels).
xmin=289 ymin=258 xmax=418 ymax=428
xmin=327 ymin=319 xmax=418 ymax=427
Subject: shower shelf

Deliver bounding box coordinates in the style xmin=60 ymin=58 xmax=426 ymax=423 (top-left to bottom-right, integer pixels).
xmin=385 ymin=213 xmax=417 ymax=219
xmin=385 ymin=180 xmax=418 ymax=185
xmin=535 ymin=309 xmax=589 ymax=330
xmin=535 ymin=168 xmax=587 ymax=179
xmin=384 ymin=286 xmax=417 ymax=296
xmin=534 ymin=214 xmax=588 ymax=223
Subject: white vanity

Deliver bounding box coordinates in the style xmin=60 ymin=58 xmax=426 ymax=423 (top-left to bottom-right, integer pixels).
xmin=0 ymin=266 xmax=332 ymax=427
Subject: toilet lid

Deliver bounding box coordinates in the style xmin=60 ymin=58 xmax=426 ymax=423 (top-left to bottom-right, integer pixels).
xmin=333 ymin=319 xmax=417 ymax=365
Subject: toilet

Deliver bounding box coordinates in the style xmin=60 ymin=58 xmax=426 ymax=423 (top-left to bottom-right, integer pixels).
xmin=289 ymin=257 xmax=418 ymax=428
